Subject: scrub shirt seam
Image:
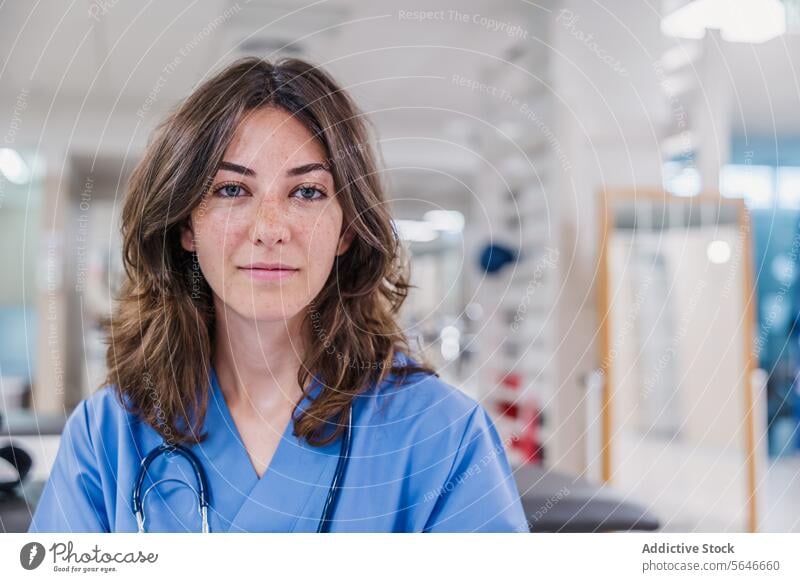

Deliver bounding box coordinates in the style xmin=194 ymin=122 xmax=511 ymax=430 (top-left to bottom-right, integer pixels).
xmin=78 ymin=398 xmax=111 ymax=532
xmin=80 ymin=400 xmax=101 ymax=485
xmin=425 ymin=404 xmax=480 ymax=526
xmin=81 ymin=400 xmax=94 ymax=451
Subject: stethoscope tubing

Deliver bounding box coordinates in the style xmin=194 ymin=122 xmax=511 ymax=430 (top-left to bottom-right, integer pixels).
xmin=317 ymin=406 xmax=353 ymax=533
xmin=132 ymin=404 xmax=352 ymax=533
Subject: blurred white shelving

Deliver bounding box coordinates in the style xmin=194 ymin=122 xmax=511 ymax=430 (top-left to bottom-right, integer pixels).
xmin=471 ymin=41 xmax=560 ymax=468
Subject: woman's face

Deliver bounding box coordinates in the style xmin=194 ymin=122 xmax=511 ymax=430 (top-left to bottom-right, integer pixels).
xmin=181 ymin=106 xmax=352 ymax=324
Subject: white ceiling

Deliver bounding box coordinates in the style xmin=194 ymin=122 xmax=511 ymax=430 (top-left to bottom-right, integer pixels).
xmin=1 ymin=0 xmax=800 ymax=213
xmin=0 ymin=0 xmax=548 ymax=217
xmin=723 ymin=34 xmax=800 ymax=135
xmin=0 ymin=0 xmax=536 ymax=138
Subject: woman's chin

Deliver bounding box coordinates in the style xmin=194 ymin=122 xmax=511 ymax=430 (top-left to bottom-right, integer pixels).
xmin=233 ymin=304 xmax=307 ymax=324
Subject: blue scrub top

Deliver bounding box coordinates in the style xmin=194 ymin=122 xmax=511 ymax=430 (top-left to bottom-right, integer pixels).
xmin=29 ymin=354 xmax=528 ymax=532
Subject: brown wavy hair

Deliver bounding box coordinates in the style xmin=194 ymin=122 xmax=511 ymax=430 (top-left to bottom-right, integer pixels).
xmin=103 ymin=56 xmax=436 ymax=447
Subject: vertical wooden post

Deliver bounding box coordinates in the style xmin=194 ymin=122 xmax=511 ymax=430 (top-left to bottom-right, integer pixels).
xmin=739 ymin=207 xmax=758 ymax=532
xmin=597 ymin=189 xmax=613 ymax=483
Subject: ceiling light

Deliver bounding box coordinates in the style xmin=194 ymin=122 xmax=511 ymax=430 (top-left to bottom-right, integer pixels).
xmin=662 ymin=0 xmax=786 ymax=44
xmin=424 ymin=210 xmax=465 ymax=234
xmin=394 ymin=219 xmax=438 ymax=243
xmin=0 ymin=148 xmax=31 ymax=184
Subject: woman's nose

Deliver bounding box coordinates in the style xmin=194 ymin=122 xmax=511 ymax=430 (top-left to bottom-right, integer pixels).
xmin=249 ymin=203 xmax=291 ymax=245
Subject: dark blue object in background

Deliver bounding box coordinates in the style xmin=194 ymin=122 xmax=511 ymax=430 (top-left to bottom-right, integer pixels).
xmin=478 ymin=242 xmax=518 ymax=275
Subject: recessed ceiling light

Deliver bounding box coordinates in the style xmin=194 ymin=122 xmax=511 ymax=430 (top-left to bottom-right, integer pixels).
xmin=662 ymin=0 xmax=786 ymax=44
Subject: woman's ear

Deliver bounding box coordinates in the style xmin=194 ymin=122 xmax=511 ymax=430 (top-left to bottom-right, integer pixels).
xmin=180 ymin=218 xmax=196 ymax=252
xmin=336 ymin=227 xmax=354 ymax=256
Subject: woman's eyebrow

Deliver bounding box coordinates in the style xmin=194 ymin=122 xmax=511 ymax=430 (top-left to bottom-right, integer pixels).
xmin=286 ymin=162 xmax=331 ymax=177
xmin=219 ymin=161 xmax=256 ymax=176
xmin=217 ymin=161 xmax=331 ymax=178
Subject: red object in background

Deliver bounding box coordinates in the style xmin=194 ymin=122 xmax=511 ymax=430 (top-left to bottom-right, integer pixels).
xmin=496 ymin=400 xmax=519 ymax=419
xmin=499 ymin=372 xmax=522 ymax=390
xmin=511 ymin=405 xmax=543 ymax=465
xmin=492 ymin=373 xmax=544 ymax=464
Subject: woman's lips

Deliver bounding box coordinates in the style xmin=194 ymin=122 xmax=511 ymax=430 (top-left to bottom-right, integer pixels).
xmin=238 ymin=266 xmax=299 ymax=282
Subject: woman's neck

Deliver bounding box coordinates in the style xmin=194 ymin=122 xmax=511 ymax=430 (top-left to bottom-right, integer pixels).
xmin=212 ymin=302 xmax=308 ymax=414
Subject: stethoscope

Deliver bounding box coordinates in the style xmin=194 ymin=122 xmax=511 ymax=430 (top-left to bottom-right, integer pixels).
xmin=132 ymin=405 xmax=353 ymax=533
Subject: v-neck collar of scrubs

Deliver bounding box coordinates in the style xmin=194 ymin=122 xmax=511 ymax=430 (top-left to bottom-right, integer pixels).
xmin=201 ymin=366 xmax=343 ymax=532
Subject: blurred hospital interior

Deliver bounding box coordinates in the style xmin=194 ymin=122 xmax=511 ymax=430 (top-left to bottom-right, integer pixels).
xmin=2 ymin=0 xmax=800 ymax=532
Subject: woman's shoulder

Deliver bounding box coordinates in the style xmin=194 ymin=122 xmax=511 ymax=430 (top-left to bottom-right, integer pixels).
xmin=358 ymin=351 xmax=487 ymax=438
xmin=83 ymin=383 xmax=132 ymax=415
xmin=62 ymin=384 xmax=140 ymax=441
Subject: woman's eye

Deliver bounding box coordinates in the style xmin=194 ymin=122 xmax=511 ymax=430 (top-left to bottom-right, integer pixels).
xmin=292 ymin=185 xmax=326 ymax=201
xmin=216 ymin=184 xmax=245 ymax=198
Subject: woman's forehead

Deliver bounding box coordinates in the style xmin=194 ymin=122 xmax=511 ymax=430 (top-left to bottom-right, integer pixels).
xmin=223 ymin=107 xmax=327 ymax=172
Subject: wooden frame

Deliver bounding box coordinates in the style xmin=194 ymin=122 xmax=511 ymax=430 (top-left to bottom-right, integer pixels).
xmin=597 ymin=188 xmax=758 ymax=532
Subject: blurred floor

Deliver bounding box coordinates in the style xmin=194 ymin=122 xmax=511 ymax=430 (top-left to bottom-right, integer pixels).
xmin=760 ymin=455 xmax=800 ymax=533
xmin=615 ymin=431 xmax=800 ymax=532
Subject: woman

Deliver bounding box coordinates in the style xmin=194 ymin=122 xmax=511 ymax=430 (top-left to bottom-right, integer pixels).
xmin=29 ymin=57 xmax=527 ymax=533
